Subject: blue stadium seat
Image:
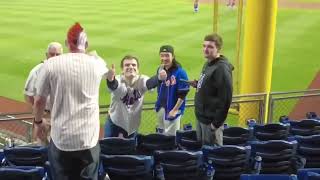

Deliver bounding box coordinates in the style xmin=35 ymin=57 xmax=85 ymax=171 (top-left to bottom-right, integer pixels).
xmin=100 ymin=154 xmax=153 ymax=180
xmin=176 ymin=130 xmax=202 ymax=151
xmin=297 ymin=168 xmax=320 ymax=180
xmin=240 ymin=174 xmax=297 ymax=180
xmin=0 ymin=166 xmax=45 ymax=180
xmin=306 ymin=112 xmax=320 ymax=120
xmin=3 ymin=146 xmax=47 ymax=166
xmin=136 ymin=133 xmax=176 ymax=155
xmin=99 ymin=137 xmax=136 ymax=155
xmin=202 ymin=145 xmax=251 ymax=179
xmin=154 ymin=150 xmax=205 ymax=179
xmin=253 ymin=123 xmax=289 ymax=141
xmin=223 ymin=126 xmax=251 ymax=146
xmin=250 ymin=140 xmax=302 ymax=174
xmin=295 ymin=135 xmax=320 ymax=168
xmin=0 ymin=149 xmax=4 ymax=166
xmin=289 ymin=120 xmax=320 ymax=136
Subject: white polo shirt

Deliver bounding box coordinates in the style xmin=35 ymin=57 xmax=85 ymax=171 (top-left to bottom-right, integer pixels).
xmin=24 ymin=61 xmax=51 ymax=110
xmin=36 ymin=53 xmax=108 ymax=151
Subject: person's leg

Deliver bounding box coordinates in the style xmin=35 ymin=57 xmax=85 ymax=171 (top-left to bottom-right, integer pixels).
xmin=48 ymin=140 xmax=73 ymax=180
xmin=197 ymin=122 xmax=215 ymax=145
xmin=212 ymin=125 xmax=224 ymax=146
xmin=194 ymin=0 xmax=199 ymax=12
xmin=156 ymin=108 xmax=165 ymax=132
xmin=78 ymin=143 xmax=100 ymax=180
xmin=163 ymin=115 xmax=181 ymax=136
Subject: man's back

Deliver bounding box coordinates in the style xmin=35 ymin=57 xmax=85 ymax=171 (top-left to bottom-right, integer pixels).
xmin=36 ymin=53 xmax=107 ymax=151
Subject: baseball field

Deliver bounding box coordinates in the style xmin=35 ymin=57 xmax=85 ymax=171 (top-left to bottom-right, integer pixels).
xmin=0 ymin=0 xmax=319 ymax=132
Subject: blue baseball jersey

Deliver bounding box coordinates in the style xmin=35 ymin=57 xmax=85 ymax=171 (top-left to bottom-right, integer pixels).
xmin=155 ymin=66 xmax=190 ymax=120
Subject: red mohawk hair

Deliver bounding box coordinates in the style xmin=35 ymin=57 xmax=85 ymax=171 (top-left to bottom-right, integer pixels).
xmin=67 ymin=22 xmax=83 ymax=50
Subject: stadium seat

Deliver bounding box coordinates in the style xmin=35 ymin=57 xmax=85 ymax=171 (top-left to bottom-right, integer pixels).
xmin=153 ymin=150 xmax=205 ymax=179
xmin=136 ymin=133 xmax=176 ymax=155
xmin=223 ymin=126 xmax=251 ymax=146
xmin=297 ymin=168 xmax=320 ymax=180
xmin=253 ymin=123 xmax=289 ymax=141
xmin=295 ymin=135 xmax=320 ymax=168
xmin=250 ymin=140 xmax=302 ymax=174
xmin=0 ymin=166 xmax=45 ymax=180
xmin=176 ymin=130 xmax=202 ymax=151
xmin=3 ymin=146 xmax=47 ymax=167
xmin=100 ymin=154 xmax=153 ymax=180
xmin=306 ymin=112 xmax=320 ymax=120
xmin=202 ymin=145 xmax=251 ymax=179
xmin=240 ymin=174 xmax=297 ymax=180
xmin=0 ymin=149 xmax=4 ymax=166
xmin=289 ymin=120 xmax=320 ymax=136
xmin=99 ymin=137 xmax=136 ymax=155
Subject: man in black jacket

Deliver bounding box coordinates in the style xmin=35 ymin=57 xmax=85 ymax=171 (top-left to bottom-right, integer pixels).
xmin=193 ymin=33 xmax=233 ymax=146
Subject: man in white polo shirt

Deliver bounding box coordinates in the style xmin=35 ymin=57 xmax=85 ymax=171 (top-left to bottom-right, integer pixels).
xmin=33 ymin=22 xmax=108 ymax=180
xmin=24 ymin=42 xmax=63 ymax=146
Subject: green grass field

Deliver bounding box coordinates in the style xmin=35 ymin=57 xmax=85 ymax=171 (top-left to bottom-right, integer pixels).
xmin=0 ymin=0 xmax=319 ymax=132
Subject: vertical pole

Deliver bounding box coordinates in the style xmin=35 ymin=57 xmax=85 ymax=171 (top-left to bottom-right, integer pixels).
xmin=239 ymin=0 xmax=278 ymax=125
xmin=213 ymin=0 xmax=219 ymax=33
xmin=235 ymin=0 xmax=244 ymax=95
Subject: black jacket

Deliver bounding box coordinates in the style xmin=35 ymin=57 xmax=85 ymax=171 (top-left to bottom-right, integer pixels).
xmin=194 ymin=55 xmax=233 ymax=127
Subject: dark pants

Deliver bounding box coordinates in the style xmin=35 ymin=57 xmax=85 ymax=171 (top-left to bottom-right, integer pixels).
xmin=48 ymin=140 xmax=100 ymax=180
xmin=104 ymin=117 xmax=136 ymax=138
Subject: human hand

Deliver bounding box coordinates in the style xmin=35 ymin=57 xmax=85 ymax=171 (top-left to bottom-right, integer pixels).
xmin=107 ymin=64 xmax=115 ymax=81
xmin=168 ymin=109 xmax=179 ymax=119
xmin=157 ymin=65 xmax=167 ymax=81
xmin=34 ymin=119 xmax=47 ymax=141
xmin=189 ymin=79 xmax=198 ymax=88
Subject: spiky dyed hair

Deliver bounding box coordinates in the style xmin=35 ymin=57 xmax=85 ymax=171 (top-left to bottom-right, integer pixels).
xmin=67 ymin=22 xmax=87 ymax=51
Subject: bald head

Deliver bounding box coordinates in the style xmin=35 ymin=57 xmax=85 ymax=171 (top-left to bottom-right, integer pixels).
xmin=46 ymin=42 xmax=63 ymax=59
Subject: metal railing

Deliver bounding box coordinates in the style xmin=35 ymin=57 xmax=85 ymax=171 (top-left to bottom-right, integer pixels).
xmin=268 ymin=89 xmax=320 ymax=123
xmin=0 ymin=89 xmax=319 ymax=148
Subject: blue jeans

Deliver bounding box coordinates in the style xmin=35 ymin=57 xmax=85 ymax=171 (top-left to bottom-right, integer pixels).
xmin=48 ymin=140 xmax=100 ymax=180
xmin=104 ymin=116 xmax=136 ymax=138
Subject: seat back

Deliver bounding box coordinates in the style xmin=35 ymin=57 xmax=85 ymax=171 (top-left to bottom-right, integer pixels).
xmin=223 ymin=127 xmax=251 ymax=146
xmin=306 ymin=112 xmax=319 ymax=120
xmin=99 ymin=137 xmax=136 ymax=155
xmin=176 ymin=130 xmax=202 ymax=151
xmin=297 ymin=168 xmax=320 ymax=180
xmin=100 ymin=154 xmax=153 ymax=180
xmin=240 ymin=174 xmax=297 ymax=180
xmin=136 ymin=133 xmax=176 ymax=155
xmin=154 ymin=150 xmax=205 ymax=179
xmin=250 ymin=140 xmax=298 ymax=174
xmin=202 ymin=145 xmax=251 ymax=179
xmin=253 ymin=124 xmax=289 ymax=141
xmin=295 ymin=135 xmax=320 ymax=168
xmin=0 ymin=166 xmax=45 ymax=180
xmin=289 ymin=119 xmax=320 ymax=136
xmin=3 ymin=146 xmax=47 ymax=166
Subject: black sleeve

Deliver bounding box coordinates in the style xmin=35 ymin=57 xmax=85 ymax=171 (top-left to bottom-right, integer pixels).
xmin=146 ymin=75 xmax=160 ymax=90
xmin=107 ymin=79 xmax=119 ymax=91
xmin=177 ymin=90 xmax=189 ymax=99
xmin=212 ymin=65 xmax=233 ymax=128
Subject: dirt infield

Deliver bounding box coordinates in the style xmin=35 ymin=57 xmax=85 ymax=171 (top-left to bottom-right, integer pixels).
xmin=197 ymin=0 xmax=320 ymax=10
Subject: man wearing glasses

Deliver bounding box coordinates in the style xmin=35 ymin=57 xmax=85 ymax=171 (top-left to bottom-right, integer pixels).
xmin=24 ymin=42 xmax=63 ymax=146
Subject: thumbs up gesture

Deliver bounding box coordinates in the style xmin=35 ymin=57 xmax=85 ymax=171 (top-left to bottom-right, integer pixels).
xmin=158 ymin=65 xmax=167 ymax=81
xmin=107 ymin=64 xmax=116 ymax=82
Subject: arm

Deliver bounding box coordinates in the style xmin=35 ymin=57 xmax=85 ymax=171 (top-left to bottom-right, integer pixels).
xmin=33 ymin=96 xmax=46 ymax=122
xmin=212 ymin=65 xmax=233 ymax=128
xmin=168 ymin=69 xmax=190 ymax=118
xmin=146 ymin=75 xmax=160 ymax=90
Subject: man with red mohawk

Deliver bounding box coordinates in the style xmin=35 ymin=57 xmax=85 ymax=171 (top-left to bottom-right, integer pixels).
xmin=33 ymin=22 xmax=108 ymax=180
